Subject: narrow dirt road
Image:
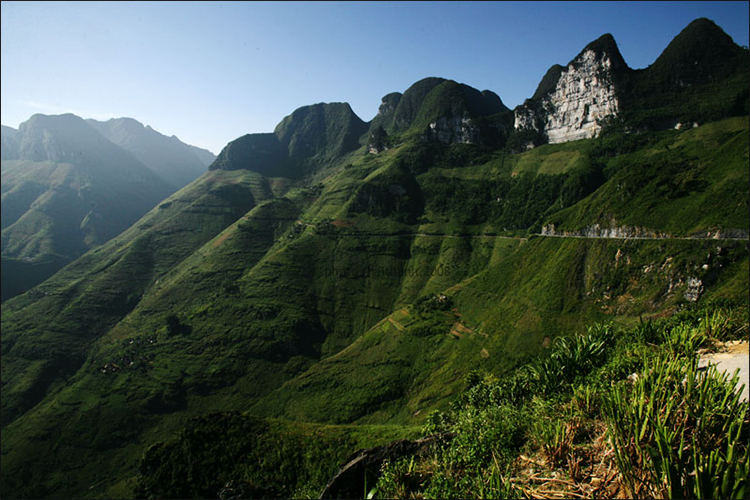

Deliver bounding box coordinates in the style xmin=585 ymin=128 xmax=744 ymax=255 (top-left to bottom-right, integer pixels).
xmin=699 ymin=342 xmax=749 ymax=402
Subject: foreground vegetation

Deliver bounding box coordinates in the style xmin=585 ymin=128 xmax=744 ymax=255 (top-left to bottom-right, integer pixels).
xmin=371 ymin=301 xmax=748 ymax=499
xmin=129 ymin=302 xmax=748 ymax=499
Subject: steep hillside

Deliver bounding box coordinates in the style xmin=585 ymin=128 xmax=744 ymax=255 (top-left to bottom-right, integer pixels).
xmin=1 ymin=114 xmax=176 ymax=301
xmin=87 ymin=117 xmax=215 ymax=189
xmin=0 ymin=17 xmax=747 ymax=500
xmin=1 ymin=125 xmax=20 ymax=159
xmin=3 ymin=113 xmax=746 ymax=498
xmin=1 ymin=114 xmax=216 ymax=302
xmin=619 ymin=18 xmax=749 ymax=128
xmin=513 ymin=33 xmax=629 ymax=146
xmin=367 ymin=78 xmax=512 ymax=153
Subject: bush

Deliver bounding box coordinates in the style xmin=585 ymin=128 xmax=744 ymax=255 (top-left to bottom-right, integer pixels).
xmin=526 ymin=324 xmax=611 ymax=395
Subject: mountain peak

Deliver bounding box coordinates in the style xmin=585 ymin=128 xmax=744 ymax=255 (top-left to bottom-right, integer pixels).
xmin=17 ymin=113 xmax=119 ymax=163
xmin=513 ymin=32 xmax=627 ymax=146
xmin=273 ymin=101 xmax=367 ymax=164
xmin=648 ymin=16 xmax=744 ymax=85
xmin=574 ymin=32 xmax=628 ymax=72
xmin=86 ymin=117 xmax=214 ymax=188
xmin=23 ymin=112 xmax=86 ymax=129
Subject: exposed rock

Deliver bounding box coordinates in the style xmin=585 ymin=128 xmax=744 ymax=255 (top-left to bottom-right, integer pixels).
xmin=513 ymin=35 xmax=626 ymax=146
xmin=684 ymin=277 xmax=704 ymax=302
xmin=319 ymin=433 xmax=453 ymax=499
xmin=378 ymin=92 xmax=403 ymax=117
xmin=428 ymin=116 xmax=479 ymax=144
xmin=540 ymin=223 xmax=668 ymax=239
xmin=686 ymin=228 xmax=749 ymax=239
xmin=367 ymin=125 xmax=390 ymax=154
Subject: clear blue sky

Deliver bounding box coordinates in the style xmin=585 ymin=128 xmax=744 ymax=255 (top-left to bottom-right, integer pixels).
xmin=2 ymin=1 xmax=748 ymax=154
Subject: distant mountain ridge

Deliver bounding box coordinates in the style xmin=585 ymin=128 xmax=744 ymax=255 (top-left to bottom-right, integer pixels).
xmin=87 ymin=117 xmax=215 ymax=189
xmin=210 ymin=17 xmax=747 ymax=178
xmin=1 ymin=113 xmax=215 ymax=301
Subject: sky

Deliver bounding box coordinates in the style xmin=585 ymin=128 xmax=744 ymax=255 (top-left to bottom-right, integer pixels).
xmin=1 ymin=1 xmax=748 ymax=154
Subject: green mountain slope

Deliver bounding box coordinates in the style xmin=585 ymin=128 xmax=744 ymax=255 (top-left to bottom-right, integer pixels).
xmin=545 ymin=117 xmax=750 ymax=235
xmin=0 ymin=17 xmax=747 ymax=499
xmin=619 ymin=18 xmax=748 ymax=128
xmin=3 ymin=113 xmax=746 ymax=498
xmin=1 ymin=114 xmax=177 ymax=301
xmin=1 ymin=114 xmax=216 ymax=302
xmin=1 ymin=168 xmax=269 ymax=427
xmin=0 ymin=125 xmax=20 ymax=159
xmin=87 ymin=117 xmax=215 ymax=189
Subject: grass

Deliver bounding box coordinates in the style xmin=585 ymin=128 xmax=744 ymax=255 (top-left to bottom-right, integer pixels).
xmin=1 ymin=107 xmax=747 ymax=498
xmin=545 ymin=117 xmax=749 ymax=236
xmin=370 ymin=303 xmax=749 ymax=499
xmin=134 ymin=412 xmax=421 ymax=499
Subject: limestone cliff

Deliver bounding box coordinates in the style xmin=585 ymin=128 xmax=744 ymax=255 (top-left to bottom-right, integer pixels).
xmin=427 ymin=116 xmax=479 ymax=144
xmin=540 ymin=223 xmax=668 ymax=239
xmin=514 ymin=34 xmax=627 ymax=145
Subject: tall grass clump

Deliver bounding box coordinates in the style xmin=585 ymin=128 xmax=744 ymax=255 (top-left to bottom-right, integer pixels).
xmin=604 ymin=354 xmax=749 ymax=499
xmin=525 ymin=323 xmax=612 ymax=395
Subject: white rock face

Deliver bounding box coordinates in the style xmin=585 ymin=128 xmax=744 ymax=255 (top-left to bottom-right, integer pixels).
xmin=684 ymin=277 xmax=704 ymax=302
xmin=515 ymin=49 xmax=620 ymax=144
xmin=540 ymin=223 xmax=668 ymax=239
xmin=428 ymin=116 xmax=479 ymax=144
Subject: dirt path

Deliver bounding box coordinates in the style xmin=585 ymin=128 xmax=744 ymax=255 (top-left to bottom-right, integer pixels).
xmin=699 ymin=341 xmax=749 ymax=402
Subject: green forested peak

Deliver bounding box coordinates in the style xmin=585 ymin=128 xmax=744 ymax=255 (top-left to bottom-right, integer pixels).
xmin=387 ymin=77 xmax=448 ymax=133
xmin=411 ymin=79 xmax=509 ymax=129
xmin=273 ymin=101 xmax=368 ymax=163
xmin=647 ymin=17 xmax=746 ymax=84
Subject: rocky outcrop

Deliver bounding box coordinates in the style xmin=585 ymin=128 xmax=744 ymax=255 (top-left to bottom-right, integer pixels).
xmin=689 ymin=228 xmax=750 ymax=240
xmin=428 ymin=116 xmax=479 ymax=144
xmin=319 ymin=433 xmax=453 ymax=499
xmin=540 ymin=223 xmax=668 ymax=239
xmin=368 ymin=78 xmax=510 ymax=148
xmin=378 ymin=92 xmax=402 ymax=118
xmin=684 ymin=277 xmax=704 ymax=302
xmin=541 ymin=224 xmax=750 ymax=240
xmin=367 ymin=125 xmax=390 ymax=154
xmin=514 ymin=34 xmax=626 ymax=146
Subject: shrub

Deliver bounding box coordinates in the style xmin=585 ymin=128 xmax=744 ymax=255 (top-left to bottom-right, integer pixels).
xmin=526 ymin=324 xmax=611 ymax=395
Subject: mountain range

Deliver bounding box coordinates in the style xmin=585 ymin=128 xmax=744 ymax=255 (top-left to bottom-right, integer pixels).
xmin=0 ymin=17 xmax=747 ymax=499
xmin=0 ymin=115 xmax=215 ymax=301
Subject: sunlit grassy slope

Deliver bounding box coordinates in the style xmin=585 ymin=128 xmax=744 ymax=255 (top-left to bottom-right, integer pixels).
xmin=0 ymin=113 xmax=747 ymax=498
